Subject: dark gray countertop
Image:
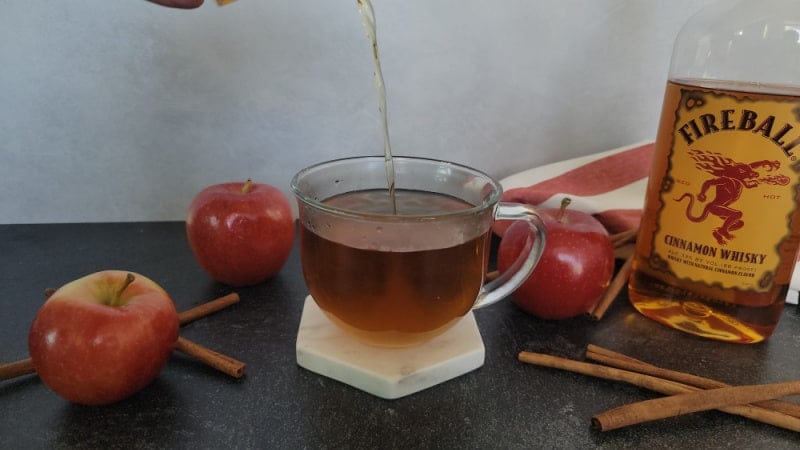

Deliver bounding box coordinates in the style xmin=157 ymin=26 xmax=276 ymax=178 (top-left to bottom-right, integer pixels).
xmin=1 ymin=222 xmax=799 ymax=449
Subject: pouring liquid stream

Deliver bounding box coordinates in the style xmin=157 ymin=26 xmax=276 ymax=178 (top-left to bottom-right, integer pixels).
xmin=357 ymin=0 xmax=397 ymax=214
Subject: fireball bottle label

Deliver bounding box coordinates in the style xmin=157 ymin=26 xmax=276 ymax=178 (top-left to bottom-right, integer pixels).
xmin=652 ymin=86 xmax=800 ymax=292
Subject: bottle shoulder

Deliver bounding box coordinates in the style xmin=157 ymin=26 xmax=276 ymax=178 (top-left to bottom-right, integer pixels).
xmin=669 ymin=78 xmax=800 ymax=97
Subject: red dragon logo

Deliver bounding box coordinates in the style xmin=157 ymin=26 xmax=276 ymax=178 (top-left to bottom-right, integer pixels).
xmin=674 ymin=149 xmax=790 ymax=246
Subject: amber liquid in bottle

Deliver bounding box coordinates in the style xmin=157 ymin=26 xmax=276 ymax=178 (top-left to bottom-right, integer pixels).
xmin=629 ymin=79 xmax=800 ymax=343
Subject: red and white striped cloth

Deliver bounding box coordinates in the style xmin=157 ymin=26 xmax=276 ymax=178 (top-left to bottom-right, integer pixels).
xmin=497 ymin=140 xmax=800 ymax=304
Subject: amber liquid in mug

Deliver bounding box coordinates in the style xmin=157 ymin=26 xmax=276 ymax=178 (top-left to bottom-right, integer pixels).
xmin=300 ymin=189 xmax=488 ymax=347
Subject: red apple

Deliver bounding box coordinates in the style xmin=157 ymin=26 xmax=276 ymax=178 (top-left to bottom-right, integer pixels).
xmin=186 ymin=179 xmax=295 ymax=286
xmin=28 ymin=271 xmax=179 ymax=405
xmin=497 ymin=198 xmax=614 ymax=319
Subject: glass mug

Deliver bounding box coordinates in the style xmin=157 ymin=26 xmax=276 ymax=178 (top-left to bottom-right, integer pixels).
xmin=291 ymin=156 xmax=546 ymax=348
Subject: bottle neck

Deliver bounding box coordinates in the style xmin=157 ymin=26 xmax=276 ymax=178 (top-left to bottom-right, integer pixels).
xmin=669 ymin=0 xmax=800 ymax=87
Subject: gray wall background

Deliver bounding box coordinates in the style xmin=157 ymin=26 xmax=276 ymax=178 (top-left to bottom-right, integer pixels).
xmin=1 ymin=0 xmax=715 ymax=224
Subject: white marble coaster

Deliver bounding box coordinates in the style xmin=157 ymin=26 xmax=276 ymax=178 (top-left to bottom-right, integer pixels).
xmin=296 ymin=296 xmax=485 ymax=399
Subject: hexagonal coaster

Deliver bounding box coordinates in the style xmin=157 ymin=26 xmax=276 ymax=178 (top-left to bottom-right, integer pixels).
xmin=296 ymin=296 xmax=485 ymax=399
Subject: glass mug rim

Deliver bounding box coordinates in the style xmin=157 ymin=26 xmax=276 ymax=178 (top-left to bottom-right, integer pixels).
xmin=290 ymin=155 xmax=503 ymax=220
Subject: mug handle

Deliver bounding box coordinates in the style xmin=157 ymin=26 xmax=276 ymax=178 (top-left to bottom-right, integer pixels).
xmin=473 ymin=203 xmax=546 ymax=310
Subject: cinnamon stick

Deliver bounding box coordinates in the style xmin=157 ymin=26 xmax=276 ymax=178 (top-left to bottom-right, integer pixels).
xmin=0 ymin=358 xmax=35 ymax=381
xmin=593 ymin=380 xmax=800 ymax=431
xmin=178 ymin=292 xmax=240 ymax=325
xmin=587 ymin=253 xmax=634 ymax=321
xmin=518 ymin=351 xmax=800 ymax=432
xmin=586 ymin=344 xmax=800 ymax=419
xmin=175 ymin=336 xmax=245 ymax=378
xmin=610 ymin=228 xmax=638 ymax=248
xmin=1 ymin=292 xmax=240 ymax=382
xmin=613 ymin=243 xmax=635 ymax=260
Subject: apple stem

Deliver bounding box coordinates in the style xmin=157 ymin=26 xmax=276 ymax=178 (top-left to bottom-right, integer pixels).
xmin=241 ymin=179 xmax=253 ymax=194
xmin=556 ymin=197 xmax=571 ymax=222
xmin=110 ymin=273 xmax=136 ymax=307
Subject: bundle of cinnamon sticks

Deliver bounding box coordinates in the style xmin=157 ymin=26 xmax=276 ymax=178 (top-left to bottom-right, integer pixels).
xmin=519 ymin=344 xmax=800 ymax=432
xmin=586 ymin=228 xmax=638 ymax=320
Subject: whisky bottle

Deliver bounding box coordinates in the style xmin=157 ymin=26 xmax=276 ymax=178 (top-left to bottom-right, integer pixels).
xmin=629 ymin=0 xmax=800 ymax=343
